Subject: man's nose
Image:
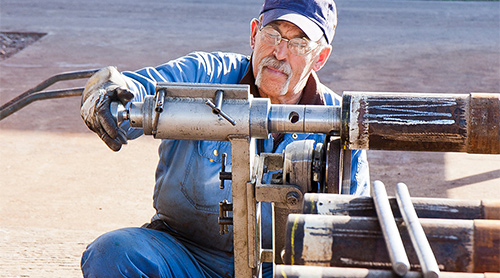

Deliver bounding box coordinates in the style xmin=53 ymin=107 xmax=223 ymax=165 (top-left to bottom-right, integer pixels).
xmin=273 ymin=40 xmax=289 ymax=60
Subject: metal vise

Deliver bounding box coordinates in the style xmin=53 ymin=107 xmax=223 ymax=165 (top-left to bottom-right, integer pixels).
xmin=110 ymin=82 xmax=500 ymax=277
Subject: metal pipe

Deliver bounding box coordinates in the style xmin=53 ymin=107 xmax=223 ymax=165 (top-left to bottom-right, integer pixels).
xmin=372 ymin=181 xmax=410 ymax=275
xmin=119 ymin=87 xmax=500 ymax=150
xmin=275 ymin=265 xmax=489 ymax=278
xmin=0 ymin=69 xmax=98 ymax=120
xmin=396 ymin=183 xmax=440 ymax=278
xmin=341 ymin=91 xmax=500 ymax=154
xmin=302 ymin=193 xmax=500 ymax=220
xmin=283 ymin=214 xmax=500 ymax=272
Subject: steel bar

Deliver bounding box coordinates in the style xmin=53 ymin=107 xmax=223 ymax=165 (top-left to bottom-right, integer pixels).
xmin=228 ymin=135 xmax=254 ymax=276
xmin=341 ymin=91 xmax=500 ymax=154
xmin=275 ymin=265 xmax=490 ymax=278
xmin=372 ymin=181 xmax=410 ymax=275
xmin=396 ymin=183 xmax=440 ymax=278
xmin=302 ymin=193 xmax=500 ymax=220
xmin=0 ymin=69 xmax=98 ymax=120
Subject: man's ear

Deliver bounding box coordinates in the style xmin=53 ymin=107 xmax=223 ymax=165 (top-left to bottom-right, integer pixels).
xmin=250 ymin=18 xmax=259 ymax=49
xmin=312 ymin=45 xmax=332 ymax=71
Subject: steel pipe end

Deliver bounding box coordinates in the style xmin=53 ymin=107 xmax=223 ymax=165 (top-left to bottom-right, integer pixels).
xmin=425 ymin=270 xmax=440 ymax=278
xmin=393 ymin=262 xmax=409 ymax=276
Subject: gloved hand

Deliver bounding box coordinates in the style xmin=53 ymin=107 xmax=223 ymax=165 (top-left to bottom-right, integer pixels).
xmin=81 ymin=66 xmax=134 ymax=151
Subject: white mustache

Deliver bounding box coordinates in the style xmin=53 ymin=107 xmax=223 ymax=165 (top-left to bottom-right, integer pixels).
xmin=259 ymin=56 xmax=292 ymax=77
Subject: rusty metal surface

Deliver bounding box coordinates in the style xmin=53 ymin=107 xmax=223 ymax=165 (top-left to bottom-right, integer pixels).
xmin=341 ymin=92 xmax=500 ymax=154
xmin=483 ymin=200 xmax=500 ymax=220
xmin=302 ymin=194 xmax=494 ymax=220
xmin=468 ymin=93 xmax=500 ymax=154
xmin=473 ymin=220 xmax=500 ymax=273
xmin=283 ymin=215 xmax=500 ymax=272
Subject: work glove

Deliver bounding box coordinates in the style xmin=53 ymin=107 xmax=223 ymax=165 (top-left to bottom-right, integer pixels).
xmin=81 ymin=66 xmax=134 ymax=151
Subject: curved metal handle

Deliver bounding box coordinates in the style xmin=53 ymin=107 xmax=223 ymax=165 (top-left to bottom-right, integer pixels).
xmin=0 ymin=69 xmax=99 ymax=120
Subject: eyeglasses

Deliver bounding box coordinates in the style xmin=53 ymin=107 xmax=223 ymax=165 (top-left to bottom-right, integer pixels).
xmin=258 ymin=25 xmax=319 ymax=56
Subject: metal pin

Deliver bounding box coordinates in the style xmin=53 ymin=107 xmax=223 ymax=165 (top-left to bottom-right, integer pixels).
xmin=396 ymin=183 xmax=440 ymax=278
xmin=205 ymin=90 xmax=237 ymax=126
xmin=372 ymin=180 xmax=410 ymax=276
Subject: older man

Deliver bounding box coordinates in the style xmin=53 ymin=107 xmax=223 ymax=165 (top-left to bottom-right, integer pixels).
xmin=80 ymin=0 xmax=369 ymax=277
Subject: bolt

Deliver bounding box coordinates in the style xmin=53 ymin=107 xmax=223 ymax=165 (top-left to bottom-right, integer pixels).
xmin=286 ymin=192 xmax=300 ymax=206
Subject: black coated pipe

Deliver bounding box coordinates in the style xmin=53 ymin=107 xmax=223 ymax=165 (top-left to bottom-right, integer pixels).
xmin=341 ymin=91 xmax=500 ymax=154
xmin=303 ymin=193 xmax=500 ymax=220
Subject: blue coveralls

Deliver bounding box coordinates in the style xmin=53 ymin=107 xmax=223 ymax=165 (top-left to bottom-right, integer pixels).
xmin=81 ymin=52 xmax=370 ymax=278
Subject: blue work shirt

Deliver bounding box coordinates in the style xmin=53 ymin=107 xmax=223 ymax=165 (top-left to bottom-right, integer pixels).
xmin=121 ymin=51 xmax=370 ymax=254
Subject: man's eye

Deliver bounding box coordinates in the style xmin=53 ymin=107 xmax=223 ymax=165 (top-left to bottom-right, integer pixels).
xmin=267 ymin=32 xmax=280 ymax=39
xmin=291 ymin=40 xmax=307 ymax=48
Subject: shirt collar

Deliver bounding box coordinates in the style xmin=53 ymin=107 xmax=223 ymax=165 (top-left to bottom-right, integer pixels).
xmin=239 ymin=55 xmax=325 ymax=105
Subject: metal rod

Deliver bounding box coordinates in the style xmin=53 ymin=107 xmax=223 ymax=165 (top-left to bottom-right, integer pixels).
xmin=205 ymin=97 xmax=237 ymax=126
xmin=0 ymin=69 xmax=98 ymax=120
xmin=0 ymin=87 xmax=85 ymax=120
xmin=214 ymin=90 xmax=224 ymax=113
xmin=372 ymin=180 xmax=410 ymax=276
xmin=396 ymin=183 xmax=440 ymax=278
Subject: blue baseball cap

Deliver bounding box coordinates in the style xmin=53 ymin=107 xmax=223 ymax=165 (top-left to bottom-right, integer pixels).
xmin=260 ymin=0 xmax=337 ymax=44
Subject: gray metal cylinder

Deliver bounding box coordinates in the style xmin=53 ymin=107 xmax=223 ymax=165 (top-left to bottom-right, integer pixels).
xmin=269 ymin=104 xmax=340 ymax=134
xmin=249 ymin=97 xmax=271 ymax=139
xmin=120 ymin=85 xmax=341 ymax=140
xmin=153 ymin=97 xmax=250 ymax=140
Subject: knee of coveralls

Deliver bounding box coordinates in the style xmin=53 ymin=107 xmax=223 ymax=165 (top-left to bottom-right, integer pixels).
xmin=81 ymin=227 xmax=206 ymax=278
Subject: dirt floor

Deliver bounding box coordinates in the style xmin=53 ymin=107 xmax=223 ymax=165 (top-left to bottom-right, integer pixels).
xmin=0 ymin=0 xmax=499 ymax=277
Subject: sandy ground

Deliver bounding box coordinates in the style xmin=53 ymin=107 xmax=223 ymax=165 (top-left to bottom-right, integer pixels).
xmin=0 ymin=0 xmax=499 ymax=277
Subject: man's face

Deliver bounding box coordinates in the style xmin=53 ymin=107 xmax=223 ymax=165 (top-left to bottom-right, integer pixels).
xmin=250 ymin=19 xmax=331 ymax=104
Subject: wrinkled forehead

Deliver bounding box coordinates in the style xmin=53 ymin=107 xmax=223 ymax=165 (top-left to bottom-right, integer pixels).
xmin=264 ymin=20 xmax=308 ymax=38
